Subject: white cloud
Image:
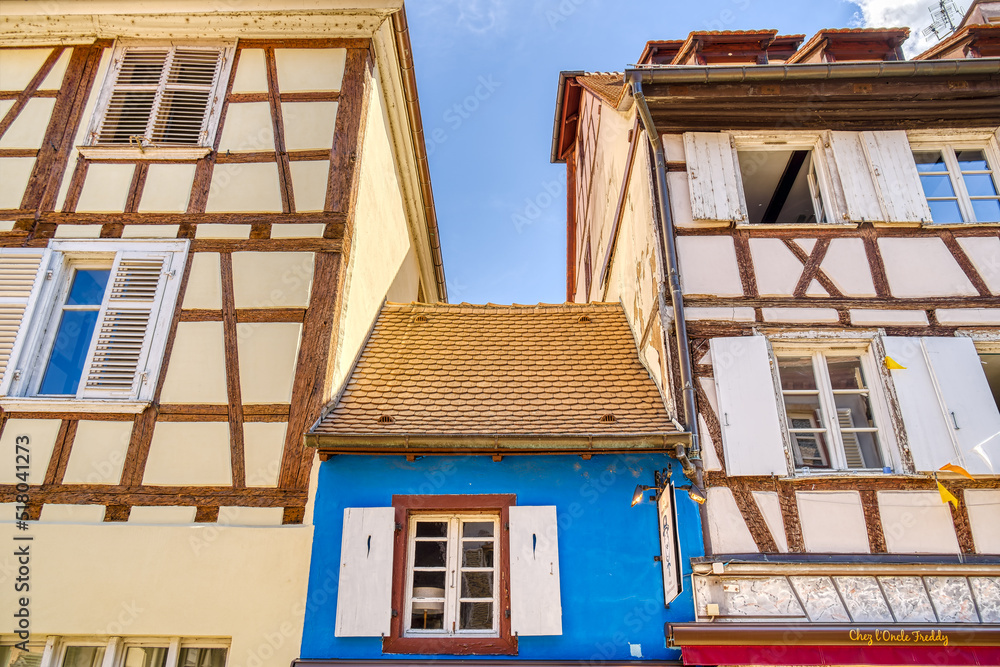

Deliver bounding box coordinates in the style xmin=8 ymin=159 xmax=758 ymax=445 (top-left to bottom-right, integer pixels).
xmin=845 ymin=0 xmax=965 ymax=56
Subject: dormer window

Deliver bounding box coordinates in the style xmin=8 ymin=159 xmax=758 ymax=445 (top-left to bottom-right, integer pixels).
xmin=88 ymin=43 xmax=233 ymax=149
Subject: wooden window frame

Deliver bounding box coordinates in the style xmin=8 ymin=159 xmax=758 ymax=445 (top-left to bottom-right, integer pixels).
xmin=908 ymin=136 xmax=1000 ymax=225
xmin=384 ymin=494 xmax=517 ymax=656
xmin=769 ymin=342 xmax=896 ymax=475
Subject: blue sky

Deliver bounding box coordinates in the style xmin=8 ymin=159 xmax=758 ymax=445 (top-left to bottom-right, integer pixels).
xmin=406 ymin=0 xmax=946 ymax=304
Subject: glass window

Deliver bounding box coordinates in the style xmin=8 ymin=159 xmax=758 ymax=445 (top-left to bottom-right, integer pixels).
xmin=176 ymin=649 xmax=226 ymax=667
xmin=122 ymin=647 xmax=168 ymax=667
xmin=776 ymin=351 xmax=885 ymax=471
xmin=1 ymin=645 xmax=44 ymax=667
xmin=914 ymin=145 xmax=1000 ymax=223
xmin=406 ymin=514 xmax=499 ymax=637
xmin=981 ymin=353 xmax=1000 ymax=411
xmin=62 ymin=647 xmax=105 ymax=667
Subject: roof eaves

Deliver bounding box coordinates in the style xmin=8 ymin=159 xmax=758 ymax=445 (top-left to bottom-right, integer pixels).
xmin=551 ymin=70 xmax=586 ymax=164
xmin=305 ymin=431 xmax=690 ymax=454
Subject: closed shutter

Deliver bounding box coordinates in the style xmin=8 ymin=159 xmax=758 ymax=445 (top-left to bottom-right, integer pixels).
xmin=0 ymin=249 xmax=49 ymax=388
xmin=711 ymin=336 xmax=789 ymax=476
xmin=96 ymin=47 xmax=224 ymax=147
xmin=861 ymin=130 xmax=932 ymax=223
xmin=885 ymin=337 xmax=1000 ymax=475
xmin=80 ymin=249 xmax=182 ymax=400
xmin=829 ymin=131 xmax=884 ymax=222
xmin=683 ymin=132 xmax=747 ymax=222
xmin=509 ymin=505 xmax=562 ymax=636
xmin=335 ymin=507 xmax=395 ymax=637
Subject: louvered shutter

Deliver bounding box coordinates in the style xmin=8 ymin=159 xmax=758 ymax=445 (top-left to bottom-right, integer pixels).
xmin=711 ymin=336 xmax=789 ymax=476
xmin=828 ymin=131 xmax=884 ymax=222
xmin=838 ymin=409 xmax=865 ymax=469
xmin=335 ymin=507 xmax=395 ymax=637
xmin=95 ymin=47 xmax=224 ymax=147
xmin=79 ymin=250 xmax=181 ymax=400
xmin=860 ymin=130 xmax=933 ymax=224
xmin=683 ymin=132 xmax=748 ymax=222
xmin=509 ymin=505 xmax=562 ymax=636
xmin=0 ymin=249 xmax=49 ymax=389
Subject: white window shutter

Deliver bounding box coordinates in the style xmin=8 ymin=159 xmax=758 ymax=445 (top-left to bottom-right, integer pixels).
xmin=509 ymin=505 xmax=562 ymax=636
xmin=334 ymin=507 xmax=395 ymax=637
xmin=683 ymin=132 xmax=747 ymax=222
xmin=711 ymin=336 xmax=788 ymax=476
xmin=80 ymin=249 xmax=181 ymax=400
xmin=0 ymin=249 xmax=49 ymax=390
xmin=828 ymin=131 xmax=884 ymax=222
xmin=97 ymin=48 xmax=170 ymax=145
xmin=861 ymin=130 xmax=932 ymax=223
xmin=151 ymin=48 xmax=224 ymax=146
xmin=885 ymin=337 xmax=1000 ymax=475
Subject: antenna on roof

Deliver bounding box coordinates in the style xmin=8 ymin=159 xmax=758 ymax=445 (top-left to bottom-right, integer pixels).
xmin=922 ymin=0 xmax=965 ymax=39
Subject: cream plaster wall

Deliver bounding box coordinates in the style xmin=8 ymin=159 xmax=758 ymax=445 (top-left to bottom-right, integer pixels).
xmin=39 ymin=504 xmax=105 ymax=523
xmin=206 ymin=163 xmax=283 ymax=213
xmin=0 ymin=98 xmax=54 ymax=149
xmin=275 ymin=48 xmax=346 ymax=91
xmin=42 ymin=51 xmax=70 ymax=88
xmin=182 ymin=252 xmax=223 ymax=309
xmin=232 ymin=252 xmax=314 ymax=308
xmin=797 ymin=491 xmax=870 ymax=553
xmin=282 ymin=102 xmax=338 ymax=150
xmin=0 ymin=48 xmax=52 ymax=89
xmin=159 ymin=321 xmax=228 ymax=403
xmin=289 ymin=160 xmax=330 ymax=211
xmin=129 ymin=506 xmax=197 ymax=524
xmin=76 ymin=163 xmax=135 ymax=213
xmin=121 ymin=224 xmax=180 ymax=238
xmin=231 ymin=48 xmax=268 ymax=93
xmin=195 ymin=223 xmax=252 ymax=239
xmin=878 ymin=490 xmax=960 ymax=554
xmin=0 ymin=522 xmax=312 ymax=667
xmin=677 ymin=236 xmax=743 ymax=297
xmin=270 ymin=223 xmax=325 ymax=239
xmin=138 ymin=164 xmax=196 ymax=212
xmin=385 ymin=245 xmax=421 ymax=303
xmin=53 ymin=224 xmax=102 ymax=238
xmin=706 ymin=487 xmax=758 ymax=553
xmin=219 ymin=506 xmax=284 ymax=526
xmin=329 ymin=69 xmax=416 ymax=394
xmin=142 ymin=422 xmax=232 ymax=486
xmin=965 ymin=489 xmax=1000 ymax=554
xmin=236 ymin=323 xmax=301 ymax=403
xmin=879 ymin=237 xmax=978 ymax=298
xmin=0 ymin=419 xmax=61 ymax=485
xmin=0 ymin=157 xmax=36 ymax=209
xmin=244 ymin=422 xmax=286 ymax=487
xmin=62 ymin=420 xmax=133 ymax=485
xmin=217 ymin=102 xmax=275 ymax=153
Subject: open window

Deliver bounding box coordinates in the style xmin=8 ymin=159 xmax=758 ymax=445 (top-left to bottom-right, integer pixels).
xmin=982 ymin=353 xmax=1000 ymax=411
xmin=88 ymin=43 xmax=233 ymax=150
xmin=737 ymin=148 xmax=830 ymax=224
xmin=1 ymin=638 xmax=227 ymax=667
xmin=0 ymin=240 xmax=188 ymax=406
xmin=334 ymin=496 xmax=562 ymax=654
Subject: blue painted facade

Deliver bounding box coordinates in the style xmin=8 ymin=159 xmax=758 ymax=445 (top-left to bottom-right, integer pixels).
xmin=300 ymin=452 xmax=704 ymax=662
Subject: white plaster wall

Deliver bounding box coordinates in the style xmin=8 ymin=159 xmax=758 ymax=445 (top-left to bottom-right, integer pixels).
xmin=820 ymin=238 xmax=877 ymax=297
xmin=0 ymin=419 xmax=61 ymax=485
xmin=797 ymin=491 xmax=870 ymax=553
xmin=957 ymin=236 xmax=1000 ymax=294
xmin=878 ymin=490 xmax=961 ymax=554
xmin=329 ymin=68 xmax=416 ymax=394
xmin=879 ymin=238 xmax=978 ymax=298
xmin=749 ymin=238 xmax=802 ymax=296
xmin=142 ymin=422 xmax=232 ymax=486
xmin=159 ymin=322 xmax=228 ymax=404
xmin=676 ymin=236 xmax=743 ymax=297
xmin=751 ymin=491 xmax=788 ymax=553
xmin=965 ymin=489 xmax=1000 ymax=554
xmin=0 ymin=522 xmax=312 ymax=667
xmin=706 ymin=487 xmax=758 ymax=553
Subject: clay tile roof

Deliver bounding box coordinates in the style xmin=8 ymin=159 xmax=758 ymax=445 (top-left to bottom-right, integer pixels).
xmin=913 ymin=23 xmax=1000 ymax=60
xmin=576 ymin=72 xmax=625 ymax=107
xmin=309 ymin=302 xmax=679 ymax=449
xmin=786 ymin=27 xmax=910 ymax=64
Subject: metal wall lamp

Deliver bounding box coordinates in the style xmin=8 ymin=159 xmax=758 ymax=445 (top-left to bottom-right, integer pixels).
xmin=630 ymin=466 xmax=707 ymax=506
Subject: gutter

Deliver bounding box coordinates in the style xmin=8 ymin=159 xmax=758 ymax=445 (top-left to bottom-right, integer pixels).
xmin=304 ymin=431 xmax=690 ymax=452
xmin=391 ymin=7 xmax=448 ymax=302
xmin=629 ymin=77 xmax=701 ymax=478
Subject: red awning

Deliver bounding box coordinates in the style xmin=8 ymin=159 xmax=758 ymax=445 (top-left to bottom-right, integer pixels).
xmin=681 ymin=644 xmax=1000 ymax=666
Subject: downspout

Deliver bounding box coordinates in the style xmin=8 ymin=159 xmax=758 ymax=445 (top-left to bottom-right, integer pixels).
xmin=629 ymin=76 xmax=703 ymax=487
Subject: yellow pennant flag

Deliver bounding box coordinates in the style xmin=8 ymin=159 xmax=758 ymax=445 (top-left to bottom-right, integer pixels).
xmin=885 ymin=356 xmax=906 ymax=370
xmin=939 ymin=463 xmax=975 ymax=480
xmin=937 ymin=481 xmax=959 ymax=509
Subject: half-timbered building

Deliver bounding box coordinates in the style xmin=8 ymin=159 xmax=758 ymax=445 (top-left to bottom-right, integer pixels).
xmin=0 ymin=2 xmax=444 ymax=667
xmin=552 ymin=11 xmax=1000 ymax=667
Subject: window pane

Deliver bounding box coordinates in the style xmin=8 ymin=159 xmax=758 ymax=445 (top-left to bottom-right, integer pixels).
xmin=955 ymin=149 xmax=989 ymax=170
xmin=177 ymin=649 xmax=226 ymax=667
xmin=62 ymin=648 xmax=105 ymax=667
xmin=826 ymin=356 xmax=866 ymax=390
xmin=123 ymin=648 xmax=168 ymax=667
xmin=834 ymin=394 xmax=876 ymax=428
xmin=459 ymin=602 xmax=493 ymax=630
xmin=3 ymin=645 xmax=43 ymax=667
xmin=738 ymin=149 xmax=819 ymax=224
xmin=461 ymin=572 xmax=494 ymax=598
xmin=783 ymin=394 xmax=823 ymax=428
xmin=913 ymin=151 xmax=947 ymax=171
xmin=415 ymin=521 xmax=447 ymax=538
xmin=412 ymin=570 xmax=446 ymax=590
xmin=462 ymin=521 xmax=494 ymax=538
xmin=411 ymin=600 xmax=445 ymax=630
xmin=928 ymin=199 xmax=964 ymax=223
xmin=414 ymin=540 xmax=447 ymax=568
xmin=918 ymin=174 xmax=957 ymax=198
xmin=963 ymin=173 xmax=999 ymax=197
xmin=972 ymin=198 xmax=1000 ymax=223
xmin=462 ymin=540 xmax=494 ymax=568
xmin=777 ymin=356 xmax=816 ymax=390
xmin=39 ymin=310 xmax=101 ymax=395
xmin=67 ymin=269 xmax=110 ymax=306
xmin=789 ymin=428 xmax=831 ymax=469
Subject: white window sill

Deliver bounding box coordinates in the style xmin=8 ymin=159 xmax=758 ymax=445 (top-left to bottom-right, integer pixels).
xmin=77 ymin=146 xmax=212 ymax=160
xmin=732 ymin=221 xmax=857 ymax=230
xmin=0 ymin=397 xmax=150 ymax=414
xmin=789 ymin=469 xmax=913 ymax=479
